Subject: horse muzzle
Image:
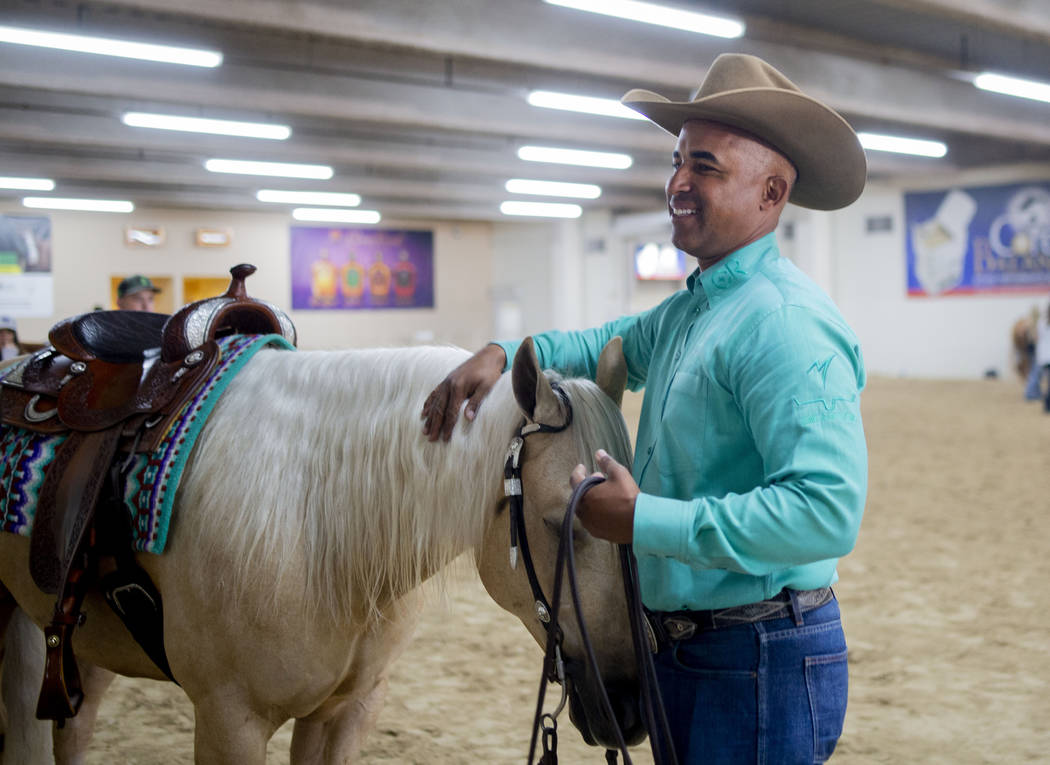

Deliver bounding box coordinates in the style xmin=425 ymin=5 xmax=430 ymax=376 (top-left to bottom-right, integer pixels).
xmin=564 ymin=657 xmax=647 ymax=749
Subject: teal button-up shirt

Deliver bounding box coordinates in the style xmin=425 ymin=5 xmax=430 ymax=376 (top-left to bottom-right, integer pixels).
xmin=496 ymin=233 xmax=867 ymax=611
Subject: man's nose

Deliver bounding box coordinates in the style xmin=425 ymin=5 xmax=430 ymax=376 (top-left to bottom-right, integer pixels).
xmin=667 ymin=166 xmax=690 ymax=196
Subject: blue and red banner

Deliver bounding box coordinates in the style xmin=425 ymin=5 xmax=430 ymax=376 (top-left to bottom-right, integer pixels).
xmin=905 ymin=182 xmax=1050 ymax=296
xmin=290 ymin=227 xmax=434 ymax=310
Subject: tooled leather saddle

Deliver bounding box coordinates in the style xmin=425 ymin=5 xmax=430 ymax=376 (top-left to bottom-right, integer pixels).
xmin=0 ymin=264 xmax=296 ymax=723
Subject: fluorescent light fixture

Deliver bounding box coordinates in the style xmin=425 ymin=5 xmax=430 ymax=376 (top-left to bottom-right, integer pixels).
xmin=0 ymin=24 xmax=222 ymax=67
xmin=857 ymin=132 xmax=947 ymax=158
xmin=505 ymin=178 xmax=602 ymax=199
xmin=205 ymin=159 xmax=333 ymax=179
xmin=500 ymin=201 xmax=583 ymax=218
xmin=292 ymin=207 xmax=381 ymax=224
xmin=22 ymin=196 xmax=133 ymax=213
xmin=527 ymin=90 xmax=647 ymax=120
xmin=518 ymin=145 xmax=633 ymax=169
xmin=256 ymin=189 xmax=361 ymax=206
xmin=122 ymin=112 xmax=290 ymax=140
xmin=0 ymin=176 xmax=55 ymax=191
xmin=974 ymin=72 xmax=1050 ymax=104
xmin=543 ymin=0 xmax=744 ymax=38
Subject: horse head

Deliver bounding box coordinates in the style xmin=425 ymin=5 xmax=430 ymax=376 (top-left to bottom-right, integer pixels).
xmin=476 ymin=336 xmax=646 ymax=749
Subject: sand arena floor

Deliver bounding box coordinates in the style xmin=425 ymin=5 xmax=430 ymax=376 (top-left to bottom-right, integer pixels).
xmin=7 ymin=375 xmax=1050 ymax=764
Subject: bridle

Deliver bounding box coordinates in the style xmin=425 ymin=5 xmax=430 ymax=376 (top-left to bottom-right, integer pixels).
xmin=502 ymin=384 xmax=678 ymax=765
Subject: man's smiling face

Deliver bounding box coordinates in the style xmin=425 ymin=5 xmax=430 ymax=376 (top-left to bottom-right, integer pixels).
xmin=667 ymin=119 xmax=793 ymax=271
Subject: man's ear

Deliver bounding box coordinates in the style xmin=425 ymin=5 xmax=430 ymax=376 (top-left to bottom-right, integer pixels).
xmin=762 ymin=175 xmax=790 ymax=209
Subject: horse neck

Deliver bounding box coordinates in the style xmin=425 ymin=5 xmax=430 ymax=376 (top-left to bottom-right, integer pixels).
xmin=279 ymin=347 xmax=521 ymax=606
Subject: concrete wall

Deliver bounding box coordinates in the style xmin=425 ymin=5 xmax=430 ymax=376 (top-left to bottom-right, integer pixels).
xmin=7 ymin=161 xmax=1049 ymax=378
xmin=3 ymin=204 xmax=493 ymax=352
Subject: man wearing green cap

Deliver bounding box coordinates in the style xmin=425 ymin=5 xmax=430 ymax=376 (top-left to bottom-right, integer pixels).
xmin=422 ymin=53 xmax=867 ymax=763
xmin=116 ymin=274 xmax=161 ymax=311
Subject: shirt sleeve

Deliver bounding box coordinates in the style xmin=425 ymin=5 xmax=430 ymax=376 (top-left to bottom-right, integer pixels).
xmin=493 ymin=298 xmax=670 ymax=391
xmin=633 ymin=304 xmax=868 ymax=575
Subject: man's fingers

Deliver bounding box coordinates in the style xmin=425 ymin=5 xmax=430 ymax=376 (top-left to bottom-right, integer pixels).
xmin=569 ymin=463 xmax=587 ymax=487
xmin=464 ymin=386 xmax=488 ymax=421
xmin=595 ymin=448 xmax=625 ymax=475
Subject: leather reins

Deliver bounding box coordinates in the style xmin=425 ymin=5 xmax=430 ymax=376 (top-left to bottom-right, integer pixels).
xmin=502 ymin=386 xmax=678 ymax=765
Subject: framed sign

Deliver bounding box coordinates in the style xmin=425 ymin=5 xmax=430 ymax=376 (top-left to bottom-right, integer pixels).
xmin=290 ymin=227 xmax=434 ymax=310
xmin=905 ymin=182 xmax=1050 ymax=296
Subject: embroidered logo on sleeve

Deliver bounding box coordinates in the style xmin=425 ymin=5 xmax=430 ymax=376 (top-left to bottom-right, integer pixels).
xmin=792 ymin=354 xmax=857 ymax=423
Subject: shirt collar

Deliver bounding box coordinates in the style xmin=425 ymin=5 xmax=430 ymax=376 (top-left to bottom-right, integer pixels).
xmin=686 ymin=232 xmax=779 ymax=303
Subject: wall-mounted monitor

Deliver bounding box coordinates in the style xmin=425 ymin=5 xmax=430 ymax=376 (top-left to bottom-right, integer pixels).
xmin=634 ymin=242 xmax=690 ymax=280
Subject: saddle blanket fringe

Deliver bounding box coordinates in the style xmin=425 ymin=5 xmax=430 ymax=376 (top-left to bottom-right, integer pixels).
xmin=0 ymin=333 xmax=294 ymax=554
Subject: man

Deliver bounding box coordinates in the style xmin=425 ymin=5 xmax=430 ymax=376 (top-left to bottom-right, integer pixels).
xmin=422 ymin=54 xmax=867 ymax=764
xmin=116 ymin=274 xmax=161 ymax=311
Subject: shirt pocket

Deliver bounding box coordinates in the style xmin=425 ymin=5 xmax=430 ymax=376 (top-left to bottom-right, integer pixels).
xmin=656 ymin=369 xmax=708 ymax=491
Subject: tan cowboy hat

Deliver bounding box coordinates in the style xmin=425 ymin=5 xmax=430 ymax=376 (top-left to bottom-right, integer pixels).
xmin=622 ymin=53 xmax=866 ymax=211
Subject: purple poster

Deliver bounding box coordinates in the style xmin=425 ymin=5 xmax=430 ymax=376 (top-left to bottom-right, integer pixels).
xmin=290 ymin=226 xmax=434 ymax=310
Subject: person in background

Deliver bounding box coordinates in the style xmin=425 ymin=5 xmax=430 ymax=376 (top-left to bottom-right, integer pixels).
xmin=1035 ymin=300 xmax=1050 ymax=412
xmin=116 ymin=275 xmax=161 ymax=312
xmin=0 ymin=315 xmax=24 ymax=360
xmin=1022 ymin=305 xmax=1043 ymax=400
xmin=421 ymin=53 xmax=868 ymax=764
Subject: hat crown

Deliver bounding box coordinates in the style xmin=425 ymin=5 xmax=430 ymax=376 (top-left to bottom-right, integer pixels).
xmin=693 ymin=53 xmax=802 ymax=100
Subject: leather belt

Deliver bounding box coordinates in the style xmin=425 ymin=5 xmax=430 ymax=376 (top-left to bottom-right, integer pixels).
xmin=650 ymin=587 xmax=835 ymax=643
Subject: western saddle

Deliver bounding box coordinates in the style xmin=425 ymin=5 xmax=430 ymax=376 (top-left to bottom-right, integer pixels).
xmin=0 ymin=264 xmax=296 ymax=723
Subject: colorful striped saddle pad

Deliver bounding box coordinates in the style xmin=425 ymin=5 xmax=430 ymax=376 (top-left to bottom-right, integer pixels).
xmin=0 ymin=333 xmax=294 ymax=554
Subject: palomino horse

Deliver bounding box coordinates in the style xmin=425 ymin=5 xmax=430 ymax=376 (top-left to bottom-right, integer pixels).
xmin=0 ymin=337 xmax=642 ymax=763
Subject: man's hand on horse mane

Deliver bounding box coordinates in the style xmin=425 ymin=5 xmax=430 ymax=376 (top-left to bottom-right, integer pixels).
xmin=421 ymin=343 xmax=506 ymax=442
xmin=570 ymin=450 xmax=638 ymax=544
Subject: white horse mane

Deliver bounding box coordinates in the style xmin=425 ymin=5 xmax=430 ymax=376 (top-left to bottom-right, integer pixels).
xmin=176 ymin=345 xmax=632 ymax=625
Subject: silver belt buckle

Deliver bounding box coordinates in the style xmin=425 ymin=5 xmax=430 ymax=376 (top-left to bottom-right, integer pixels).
xmin=662 ymin=616 xmax=697 ymax=641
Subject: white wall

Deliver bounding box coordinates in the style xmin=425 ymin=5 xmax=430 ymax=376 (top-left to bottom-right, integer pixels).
xmin=4 ymin=204 xmax=493 ymax=351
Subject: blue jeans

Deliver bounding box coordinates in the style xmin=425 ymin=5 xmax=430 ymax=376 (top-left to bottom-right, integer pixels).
xmin=653 ymin=597 xmax=848 ymax=764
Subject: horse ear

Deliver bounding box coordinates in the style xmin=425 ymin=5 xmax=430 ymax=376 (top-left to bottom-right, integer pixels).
xmin=511 ymin=337 xmax=564 ymax=423
xmin=595 ymin=336 xmax=627 ymax=407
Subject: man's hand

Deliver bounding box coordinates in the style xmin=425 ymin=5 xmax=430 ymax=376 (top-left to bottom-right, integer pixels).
xmin=569 ymin=449 xmax=639 ymax=544
xmin=421 ymin=343 xmax=507 ymax=441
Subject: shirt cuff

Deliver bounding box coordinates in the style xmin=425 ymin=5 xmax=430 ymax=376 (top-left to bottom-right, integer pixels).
xmin=632 ymin=492 xmax=692 ymax=559
xmin=492 ymin=340 xmax=521 ymax=373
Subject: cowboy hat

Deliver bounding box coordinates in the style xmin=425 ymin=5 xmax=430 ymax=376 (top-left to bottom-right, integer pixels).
xmin=622 ymin=53 xmax=866 ymax=211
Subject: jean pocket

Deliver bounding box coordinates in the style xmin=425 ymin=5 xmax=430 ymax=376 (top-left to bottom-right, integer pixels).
xmin=805 ymin=649 xmax=849 ymax=763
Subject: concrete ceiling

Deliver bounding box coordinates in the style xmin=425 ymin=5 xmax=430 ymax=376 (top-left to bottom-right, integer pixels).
xmin=1 ymin=0 xmax=1049 ymax=222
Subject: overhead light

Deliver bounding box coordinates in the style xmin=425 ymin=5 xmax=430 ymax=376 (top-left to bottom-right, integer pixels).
xmin=292 ymin=208 xmax=381 ymax=224
xmin=500 ymin=201 xmax=583 ymax=218
xmin=205 ymin=159 xmax=333 ymax=179
xmin=527 ymin=90 xmax=647 ymax=120
xmin=505 ymin=179 xmax=602 ymax=199
xmin=0 ymin=176 xmax=55 ymax=191
xmin=0 ymin=24 xmax=222 ymax=67
xmin=22 ymin=196 xmax=133 ymax=213
xmin=256 ymin=189 xmax=361 ymax=207
xmin=518 ymin=145 xmax=633 ymax=169
xmin=122 ymin=112 xmax=290 ymax=140
xmin=857 ymin=132 xmax=947 ymax=158
xmin=543 ymin=0 xmax=744 ymax=38
xmin=974 ymin=72 xmax=1050 ymax=104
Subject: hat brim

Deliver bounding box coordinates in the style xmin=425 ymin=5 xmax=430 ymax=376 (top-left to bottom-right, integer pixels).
xmin=623 ymin=87 xmax=867 ymax=211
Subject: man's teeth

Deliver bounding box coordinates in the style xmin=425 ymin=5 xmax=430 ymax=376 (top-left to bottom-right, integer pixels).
xmin=672 ymin=208 xmax=696 ymax=216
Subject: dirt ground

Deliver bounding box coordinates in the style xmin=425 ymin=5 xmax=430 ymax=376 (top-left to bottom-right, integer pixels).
xmin=13 ymin=376 xmax=1050 ymax=763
